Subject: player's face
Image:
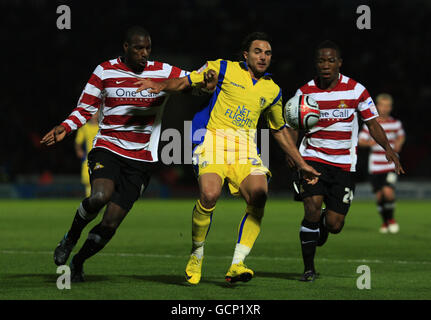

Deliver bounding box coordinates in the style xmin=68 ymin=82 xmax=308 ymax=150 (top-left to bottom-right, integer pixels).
xmin=316 ymin=48 xmax=342 ymax=82
xmin=377 ymin=98 xmax=392 ymax=117
xmin=244 ymin=40 xmax=272 ymax=77
xmin=123 ymin=35 xmax=152 ymax=72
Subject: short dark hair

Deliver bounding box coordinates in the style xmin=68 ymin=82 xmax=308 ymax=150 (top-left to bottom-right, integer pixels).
xmin=124 ymin=26 xmax=150 ymax=43
xmin=315 ymin=40 xmax=341 ymax=58
xmin=241 ymin=31 xmax=271 ymax=52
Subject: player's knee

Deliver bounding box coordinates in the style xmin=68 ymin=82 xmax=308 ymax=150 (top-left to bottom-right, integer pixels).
xmin=382 ymin=191 xmax=395 ymax=202
xmin=328 ymin=220 xmax=344 ymax=234
xmin=200 ymin=189 xmax=220 ymax=208
xmin=89 ymin=191 xmax=110 ymax=209
xmin=248 ymin=188 xmax=267 ymax=207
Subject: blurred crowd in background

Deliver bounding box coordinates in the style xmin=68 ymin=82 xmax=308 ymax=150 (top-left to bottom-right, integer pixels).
xmin=1 ymin=0 xmax=430 ymax=195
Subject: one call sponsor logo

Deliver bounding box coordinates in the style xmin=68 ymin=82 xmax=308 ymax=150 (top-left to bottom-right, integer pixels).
xmin=115 ymin=88 xmax=162 ymax=98
xmin=319 ymin=108 xmax=355 ymax=120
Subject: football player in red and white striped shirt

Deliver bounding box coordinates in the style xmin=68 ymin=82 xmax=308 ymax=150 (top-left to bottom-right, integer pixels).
xmin=359 ymin=93 xmax=405 ymax=234
xmin=287 ymin=41 xmax=404 ymax=282
xmin=40 ymin=26 xmax=214 ymax=282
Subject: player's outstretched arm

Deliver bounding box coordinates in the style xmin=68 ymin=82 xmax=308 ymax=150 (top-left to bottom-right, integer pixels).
xmin=272 ymin=127 xmax=320 ymax=184
xmin=285 ymin=127 xmax=299 ymax=169
xmin=135 ymin=69 xmax=218 ymax=94
xmin=135 ymin=77 xmax=189 ymax=94
xmin=40 ymin=125 xmax=67 ymax=146
xmin=366 ymin=118 xmax=405 ymax=174
xmin=358 ymin=138 xmax=376 ymax=148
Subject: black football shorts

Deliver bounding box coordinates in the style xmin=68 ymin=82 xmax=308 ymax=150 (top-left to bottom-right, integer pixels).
xmin=292 ymin=169 xmax=303 ymax=202
xmin=87 ymin=148 xmax=154 ymax=212
xmin=370 ymin=171 xmax=397 ymax=193
xmin=298 ymin=160 xmax=355 ymax=215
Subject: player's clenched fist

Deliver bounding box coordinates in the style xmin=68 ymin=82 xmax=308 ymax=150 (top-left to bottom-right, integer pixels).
xmin=40 ymin=125 xmax=67 ymax=146
xmin=202 ymin=69 xmax=218 ymax=93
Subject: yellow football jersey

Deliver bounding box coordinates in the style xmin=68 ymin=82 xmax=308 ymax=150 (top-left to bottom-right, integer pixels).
xmin=188 ymin=59 xmax=285 ymax=153
xmin=75 ymin=122 xmax=99 ymax=190
xmin=75 ymin=122 xmax=99 ymax=157
xmin=188 ymin=59 xmax=285 ymax=195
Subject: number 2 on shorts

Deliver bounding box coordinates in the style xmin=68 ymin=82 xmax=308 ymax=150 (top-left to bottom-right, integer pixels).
xmin=343 ymin=187 xmax=354 ymax=204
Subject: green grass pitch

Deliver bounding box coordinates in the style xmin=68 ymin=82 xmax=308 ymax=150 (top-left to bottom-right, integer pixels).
xmin=1 ymin=198 xmax=430 ymax=300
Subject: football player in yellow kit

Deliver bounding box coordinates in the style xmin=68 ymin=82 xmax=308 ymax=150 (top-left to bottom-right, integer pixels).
xmin=75 ymin=112 xmax=99 ymax=197
xmin=136 ymin=32 xmax=320 ymax=285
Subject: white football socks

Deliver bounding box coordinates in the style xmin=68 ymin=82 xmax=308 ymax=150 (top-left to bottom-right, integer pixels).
xmin=231 ymin=243 xmax=251 ymax=265
xmin=191 ymin=241 xmax=204 ymax=259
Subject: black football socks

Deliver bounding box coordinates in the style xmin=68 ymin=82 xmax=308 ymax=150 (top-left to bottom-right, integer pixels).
xmin=72 ymin=223 xmax=116 ymax=265
xmin=67 ymin=198 xmax=99 ymax=243
xmin=377 ymin=199 xmax=385 ymax=223
xmin=377 ymin=198 xmax=395 ymax=223
xmin=382 ymin=199 xmax=395 ymax=221
xmin=300 ymin=218 xmax=320 ymax=272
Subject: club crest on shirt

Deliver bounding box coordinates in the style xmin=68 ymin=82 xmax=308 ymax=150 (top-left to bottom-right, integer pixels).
xmin=93 ymin=162 xmax=104 ymax=170
xmin=260 ymin=97 xmax=266 ymax=107
xmin=338 ymin=100 xmax=349 ymax=108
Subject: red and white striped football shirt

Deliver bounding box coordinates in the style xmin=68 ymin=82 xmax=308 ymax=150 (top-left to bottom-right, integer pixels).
xmin=295 ymin=74 xmax=378 ymax=172
xmin=359 ymin=117 xmax=405 ymax=174
xmin=61 ymin=57 xmax=188 ymax=162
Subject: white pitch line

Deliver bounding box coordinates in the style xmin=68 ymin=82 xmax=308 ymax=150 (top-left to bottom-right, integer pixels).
xmin=1 ymin=250 xmax=430 ymax=266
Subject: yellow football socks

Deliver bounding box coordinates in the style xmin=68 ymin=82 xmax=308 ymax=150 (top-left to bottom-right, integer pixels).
xmin=191 ymin=199 xmax=215 ymax=258
xmin=192 ymin=199 xmax=214 ymax=242
xmin=233 ymin=205 xmax=264 ymax=263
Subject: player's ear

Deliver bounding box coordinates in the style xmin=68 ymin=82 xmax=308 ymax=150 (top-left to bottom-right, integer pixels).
xmin=123 ymin=42 xmax=129 ymax=53
xmin=338 ymin=58 xmax=343 ymax=68
xmin=243 ymin=50 xmax=248 ymax=61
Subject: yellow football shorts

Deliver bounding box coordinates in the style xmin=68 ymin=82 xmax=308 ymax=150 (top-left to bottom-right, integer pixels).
xmin=192 ymin=142 xmax=271 ymax=196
